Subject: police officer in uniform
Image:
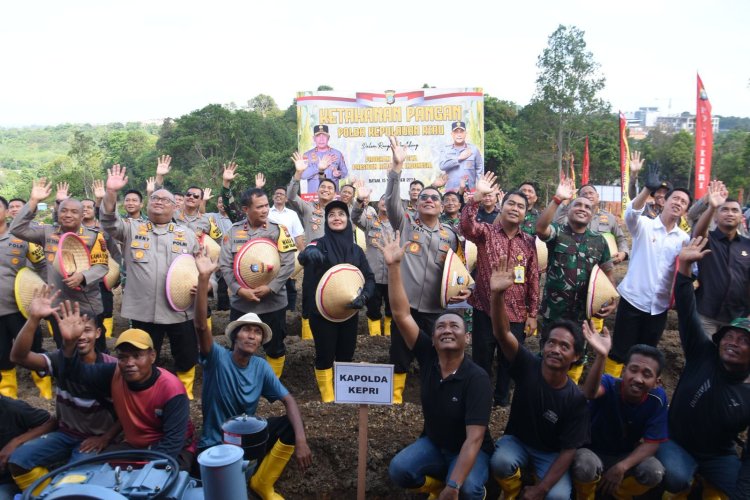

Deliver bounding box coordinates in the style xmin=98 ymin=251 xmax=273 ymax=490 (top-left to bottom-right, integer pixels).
xmin=289 ymin=151 xmax=338 ymax=340
xmin=99 ymin=165 xmax=200 ymax=399
xmin=299 ymin=125 xmax=347 ymax=193
xmin=385 ymin=136 xmax=467 ymax=403
xmin=219 ymin=187 xmax=296 ymax=378
xmin=10 ymin=180 xmax=109 ymax=350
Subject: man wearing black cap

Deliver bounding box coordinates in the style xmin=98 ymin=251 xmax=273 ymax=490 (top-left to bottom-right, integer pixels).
xmin=299 ymin=124 xmax=348 ymax=193
xmin=657 ymin=238 xmax=750 ymax=498
xmin=438 ymin=121 xmax=484 ymax=190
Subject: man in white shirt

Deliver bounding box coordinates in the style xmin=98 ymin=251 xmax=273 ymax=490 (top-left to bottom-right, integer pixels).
xmin=606 ymin=152 xmax=691 ymax=376
xmin=268 ymin=186 xmax=306 ymax=316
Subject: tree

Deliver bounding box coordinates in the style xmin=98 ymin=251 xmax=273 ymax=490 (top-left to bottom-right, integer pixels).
xmin=247 ymin=94 xmax=279 ymax=117
xmin=316 ymin=85 xmax=333 ymax=91
xmin=532 ymin=25 xmax=609 ymax=176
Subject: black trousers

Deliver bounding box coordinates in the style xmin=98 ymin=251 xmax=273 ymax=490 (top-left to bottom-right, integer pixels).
xmin=0 ymin=312 xmax=44 ymax=370
xmin=471 ymin=308 xmax=526 ymax=401
xmin=216 ymin=273 xmax=230 ymax=311
xmin=390 ymin=309 xmax=441 ymax=374
xmin=365 ymin=283 xmax=391 ymax=321
xmin=285 ymin=279 xmax=297 ymax=313
xmin=609 ymin=297 xmax=668 ymax=363
xmin=310 ymin=313 xmax=358 ymax=370
xmin=130 ymin=319 xmax=198 ymax=372
xmin=229 ymin=307 xmax=286 ymax=358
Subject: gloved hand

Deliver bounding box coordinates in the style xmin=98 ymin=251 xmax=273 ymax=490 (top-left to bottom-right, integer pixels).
xmin=347 ymin=291 xmax=367 ymax=309
xmin=645 ymin=164 xmax=663 ymax=193
xmin=299 ymin=245 xmax=326 ymax=267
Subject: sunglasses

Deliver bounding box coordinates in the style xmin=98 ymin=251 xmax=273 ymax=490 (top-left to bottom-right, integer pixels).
xmin=185 ymin=193 xmax=202 ymax=199
xmin=419 ymin=193 xmax=441 ymax=202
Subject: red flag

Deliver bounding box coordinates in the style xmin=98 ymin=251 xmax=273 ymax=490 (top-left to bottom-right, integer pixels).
xmin=695 ymin=74 xmax=713 ymax=198
xmin=582 ymin=136 xmax=590 ymax=185
xmin=619 ymin=112 xmax=630 ymax=213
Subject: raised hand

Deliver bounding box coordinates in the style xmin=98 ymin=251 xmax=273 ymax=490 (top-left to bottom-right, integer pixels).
xmin=55 ymin=182 xmax=70 ymax=202
xmin=707 ymin=179 xmax=728 ymax=208
xmin=318 ymin=154 xmax=333 ymax=172
xmin=146 ymin=177 xmax=156 ymax=195
xmin=291 ymin=152 xmax=308 ymax=173
xmin=630 ymin=150 xmax=644 ymax=174
xmin=582 ymin=320 xmax=611 ymax=357
xmin=374 ymin=230 xmax=406 ymax=266
xmin=203 ymin=187 xmax=213 ymax=201
xmin=106 ymin=164 xmax=129 ymax=192
xmin=357 ymin=184 xmax=372 ymax=200
xmin=223 ymin=161 xmax=238 ymax=187
xmin=431 ymin=173 xmax=448 ymax=189
xmin=255 ymin=173 xmax=266 ymax=189
xmin=388 ymin=136 xmax=407 ymax=167
xmin=490 ymin=255 xmax=515 ymax=294
xmin=195 ymin=245 xmax=218 ymax=277
xmin=156 ymin=155 xmax=172 ymax=176
xmin=27 ymin=285 xmax=61 ymax=320
xmin=92 ymin=179 xmax=106 ymax=200
xmin=53 ymin=300 xmax=87 ymax=345
xmin=679 ymin=237 xmax=711 ymax=264
xmin=555 ymin=178 xmax=574 ymax=201
xmin=30 ymin=178 xmax=53 ymax=203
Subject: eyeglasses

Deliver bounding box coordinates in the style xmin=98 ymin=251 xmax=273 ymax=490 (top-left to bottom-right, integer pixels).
xmin=419 ymin=193 xmax=441 ymax=202
xmin=185 ymin=193 xmax=202 ymax=199
xmin=150 ymin=195 xmax=175 ymax=205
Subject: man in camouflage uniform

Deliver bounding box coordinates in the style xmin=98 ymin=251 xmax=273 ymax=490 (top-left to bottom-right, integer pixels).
xmin=519 ymin=181 xmax=540 ymax=236
xmin=536 ymin=179 xmax=616 ymax=382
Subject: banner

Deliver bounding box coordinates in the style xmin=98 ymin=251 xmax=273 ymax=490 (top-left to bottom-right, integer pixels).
xmin=296 ymin=88 xmax=484 ymax=200
xmin=582 ymin=136 xmax=590 ymax=185
xmin=619 ymin=112 xmax=630 ymax=213
xmin=695 ymin=74 xmax=713 ymax=199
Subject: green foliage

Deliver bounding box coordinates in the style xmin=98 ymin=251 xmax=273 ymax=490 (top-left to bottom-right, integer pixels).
xmin=713 ymin=130 xmax=750 ymax=196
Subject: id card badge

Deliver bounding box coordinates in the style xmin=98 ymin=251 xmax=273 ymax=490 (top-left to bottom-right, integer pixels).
xmin=513 ymin=265 xmax=525 ymax=284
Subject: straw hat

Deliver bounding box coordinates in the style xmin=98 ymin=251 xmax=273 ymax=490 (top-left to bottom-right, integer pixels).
xmin=586 ymin=264 xmax=619 ymax=318
xmin=14 ymin=268 xmax=46 ymax=319
xmin=225 ymin=312 xmax=273 ymax=344
xmin=200 ymin=233 xmax=221 ymax=262
xmin=291 ymin=250 xmax=303 ymax=279
xmin=440 ymin=248 xmax=475 ymax=308
xmin=56 ymin=232 xmax=91 ymax=290
xmin=165 ymin=254 xmax=199 ymax=311
xmin=355 ymin=227 xmax=367 ymax=252
xmin=103 ymin=255 xmax=120 ymax=291
xmin=465 ymin=240 xmax=478 ymax=273
xmin=315 ymin=263 xmax=365 ymax=322
xmin=233 ymin=239 xmax=281 ymax=289
xmin=535 ymin=237 xmax=548 ymax=272
xmin=602 ymin=233 xmax=618 ymax=260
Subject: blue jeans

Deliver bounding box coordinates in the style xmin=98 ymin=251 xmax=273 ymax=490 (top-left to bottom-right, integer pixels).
xmin=656 ymin=440 xmax=740 ymax=495
xmin=389 ymin=436 xmax=489 ymax=499
xmin=9 ymin=431 xmax=97 ymax=471
xmin=0 ymin=482 xmax=19 ymax=500
xmin=490 ymin=435 xmax=572 ymax=500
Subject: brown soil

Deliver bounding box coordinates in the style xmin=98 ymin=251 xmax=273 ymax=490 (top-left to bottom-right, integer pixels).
xmin=13 ymin=262 xmax=692 ymax=499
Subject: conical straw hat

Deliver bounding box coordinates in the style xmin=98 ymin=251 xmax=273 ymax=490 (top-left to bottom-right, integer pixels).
xmin=291 ymin=250 xmax=303 ymax=279
xmin=14 ymin=268 xmax=46 ymax=319
xmin=315 ymin=263 xmax=365 ymax=322
xmin=465 ymin=240 xmax=478 ymax=273
xmin=355 ymin=226 xmax=367 ymax=252
xmin=440 ymin=248 xmax=475 ymax=308
xmin=535 ymin=237 xmax=548 ymax=272
xmin=104 ymin=255 xmax=120 ymax=291
xmin=166 ymin=254 xmax=199 ymax=311
xmin=233 ymin=239 xmax=281 ymax=289
xmin=56 ymin=232 xmax=91 ymax=290
xmin=586 ymin=264 xmax=619 ymax=319
xmin=602 ymin=232 xmax=618 ymax=260
xmin=200 ymin=233 xmax=221 ymax=262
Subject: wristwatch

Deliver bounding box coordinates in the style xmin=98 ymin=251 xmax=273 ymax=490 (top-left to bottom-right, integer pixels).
xmin=446 ymin=479 xmax=461 ymax=490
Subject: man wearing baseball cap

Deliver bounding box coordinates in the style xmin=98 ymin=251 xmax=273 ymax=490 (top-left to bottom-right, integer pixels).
xmin=438 ymin=121 xmax=484 ymax=190
xmin=194 ymin=248 xmax=311 ymax=499
xmin=657 ymin=238 xmax=750 ymax=498
xmin=57 ymin=303 xmax=196 ymax=470
xmin=298 ymin=124 xmax=348 ymax=194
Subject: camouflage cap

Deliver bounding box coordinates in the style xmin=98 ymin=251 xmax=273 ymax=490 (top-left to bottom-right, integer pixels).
xmin=712 ymin=317 xmax=750 ymax=344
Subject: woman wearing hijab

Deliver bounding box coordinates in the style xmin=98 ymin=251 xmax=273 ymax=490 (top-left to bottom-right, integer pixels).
xmin=298 ymin=200 xmax=376 ymax=402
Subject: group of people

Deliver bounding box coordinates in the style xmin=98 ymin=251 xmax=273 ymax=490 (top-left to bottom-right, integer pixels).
xmin=0 ymin=126 xmax=748 ymax=500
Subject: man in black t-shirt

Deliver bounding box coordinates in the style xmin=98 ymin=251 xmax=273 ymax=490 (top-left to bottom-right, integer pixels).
xmin=382 ymin=231 xmax=492 ymax=500
xmin=656 ymin=237 xmax=750 ymax=498
xmin=489 ymin=256 xmax=590 ymax=500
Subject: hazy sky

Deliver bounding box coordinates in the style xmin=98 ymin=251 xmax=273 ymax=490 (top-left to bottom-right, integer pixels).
xmin=1 ymin=0 xmax=748 ymax=126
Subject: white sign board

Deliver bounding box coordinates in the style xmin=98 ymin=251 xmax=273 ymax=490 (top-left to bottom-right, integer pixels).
xmin=334 ymin=362 xmax=394 ymax=405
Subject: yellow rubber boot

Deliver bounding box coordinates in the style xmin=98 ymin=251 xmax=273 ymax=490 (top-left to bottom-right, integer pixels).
xmin=662 ymin=490 xmax=691 ymax=500
xmin=615 ymin=475 xmax=652 ymax=499
xmin=591 ymin=317 xmax=604 ymax=332
xmin=250 ymin=439 xmax=294 ymax=500
xmin=573 ymin=479 xmax=598 ymax=500
xmin=13 ymin=466 xmax=50 ymax=496
xmin=701 ymin=481 xmax=728 ymax=500
xmin=314 ymin=368 xmax=334 ymax=403
xmin=0 ymin=368 xmax=18 ymax=398
xmin=301 ymin=318 xmax=313 ymax=340
xmin=102 ymin=316 xmax=114 ymax=338
xmin=393 ymin=373 xmax=406 ymax=405
xmin=367 ymin=318 xmax=382 ymax=336
xmin=604 ymin=357 xmax=624 ymax=377
xmin=267 ymin=356 xmax=285 ymax=379
xmin=46 ymin=321 xmax=54 ymax=337
xmin=31 ymin=372 xmax=52 ymax=400
xmin=567 ymin=363 xmax=584 ymax=384
xmin=176 ymin=366 xmax=196 ymax=400
xmin=496 ymin=468 xmax=522 ymax=500
xmin=410 ymin=475 xmax=445 ymax=499
xmin=206 ymin=316 xmax=213 ymax=334
xmin=383 ymin=316 xmax=392 ymax=336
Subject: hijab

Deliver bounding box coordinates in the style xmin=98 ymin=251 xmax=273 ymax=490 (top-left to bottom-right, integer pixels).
xmin=322 ymin=200 xmax=357 ymax=264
